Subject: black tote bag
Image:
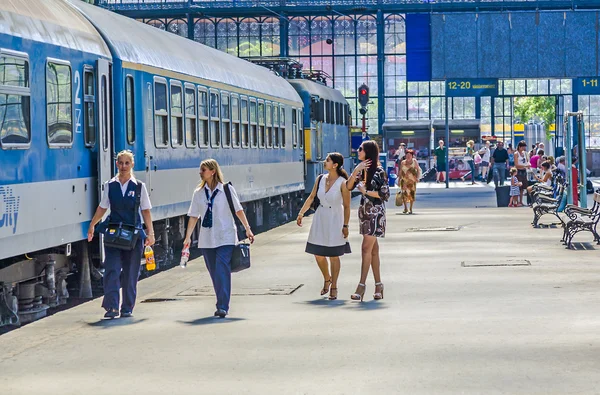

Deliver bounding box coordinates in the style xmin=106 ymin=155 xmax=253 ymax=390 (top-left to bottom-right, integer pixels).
xmin=224 ymin=183 xmax=251 ymax=273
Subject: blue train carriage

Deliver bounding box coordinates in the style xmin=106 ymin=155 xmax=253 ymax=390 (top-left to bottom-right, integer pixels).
xmin=287 ymin=79 xmax=352 ymax=193
xmin=72 ymin=2 xmax=306 ymax=246
xmin=0 ymin=0 xmax=113 ymax=325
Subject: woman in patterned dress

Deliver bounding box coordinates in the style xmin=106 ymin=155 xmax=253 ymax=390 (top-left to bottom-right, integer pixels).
xmin=398 ymin=149 xmax=422 ymax=214
xmin=346 ymin=141 xmax=390 ymax=301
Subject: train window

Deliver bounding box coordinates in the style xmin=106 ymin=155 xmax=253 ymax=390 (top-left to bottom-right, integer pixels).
xmin=154 ymin=79 xmax=168 ymax=147
xmin=266 ymin=102 xmax=273 ymax=148
xmin=46 ymin=61 xmax=72 ymax=147
xmin=221 ymin=92 xmax=231 ymax=147
xmin=83 ymin=69 xmax=95 ymax=147
xmin=231 ymin=95 xmax=240 ymax=148
xmin=292 ymin=108 xmax=297 ymax=148
xmin=273 ymin=103 xmax=279 ymax=148
xmin=101 ymin=75 xmax=108 ymax=151
xmin=280 ymin=105 xmax=286 ymax=148
xmin=299 ymin=109 xmax=304 ymax=148
xmin=240 ymin=96 xmax=249 ymax=148
xmin=209 ymin=89 xmax=220 ymax=147
xmin=330 ymin=101 xmax=335 ymax=125
xmin=258 ymin=100 xmax=265 ymax=148
xmin=0 ymin=53 xmax=31 ymax=149
xmin=125 ymin=75 xmax=135 ymax=144
xmin=184 ymin=85 xmax=196 ymax=148
xmin=325 ymin=100 xmax=330 ymax=124
xmin=346 ymin=104 xmax=351 ymax=126
xmin=198 ymin=87 xmax=208 ymax=147
xmin=335 ymin=102 xmax=340 ymax=125
xmin=318 ymin=100 xmax=325 ymax=123
xmin=170 ymin=81 xmax=183 ymax=147
xmin=250 ymin=99 xmax=257 ymax=148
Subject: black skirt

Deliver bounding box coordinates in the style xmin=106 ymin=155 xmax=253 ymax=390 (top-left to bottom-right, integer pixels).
xmin=305 ymin=242 xmax=352 ymax=257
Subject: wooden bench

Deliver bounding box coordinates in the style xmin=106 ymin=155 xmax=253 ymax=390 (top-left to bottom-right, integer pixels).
xmin=561 ymin=192 xmax=600 ymax=249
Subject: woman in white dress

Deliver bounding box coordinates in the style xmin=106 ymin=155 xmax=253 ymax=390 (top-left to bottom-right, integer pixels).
xmin=297 ymin=153 xmax=351 ymax=300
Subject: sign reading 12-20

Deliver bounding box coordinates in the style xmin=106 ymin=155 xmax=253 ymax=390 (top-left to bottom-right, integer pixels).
xmin=445 ymin=78 xmax=498 ymax=97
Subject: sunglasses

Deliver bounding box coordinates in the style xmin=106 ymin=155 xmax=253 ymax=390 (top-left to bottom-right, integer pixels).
xmin=358 ymin=146 xmax=363 ymax=152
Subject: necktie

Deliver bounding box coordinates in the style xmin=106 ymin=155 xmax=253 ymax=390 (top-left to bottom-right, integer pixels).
xmin=202 ymin=188 xmax=219 ymax=228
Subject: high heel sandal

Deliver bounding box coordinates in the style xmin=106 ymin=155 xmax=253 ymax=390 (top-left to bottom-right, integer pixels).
xmin=350 ymin=283 xmax=366 ymax=301
xmin=329 ymin=288 xmax=338 ymax=300
xmin=320 ymin=278 xmax=332 ymax=296
xmin=373 ymin=282 xmax=384 ymax=300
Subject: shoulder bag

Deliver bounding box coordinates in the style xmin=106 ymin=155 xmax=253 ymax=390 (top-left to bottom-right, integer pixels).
xmin=102 ymin=182 xmax=143 ymax=251
xmin=224 ymin=183 xmax=251 ymax=273
xmin=310 ymin=174 xmax=324 ymax=212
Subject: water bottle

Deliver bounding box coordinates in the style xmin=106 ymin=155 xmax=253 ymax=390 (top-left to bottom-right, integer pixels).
xmin=144 ymin=246 xmax=156 ymax=271
xmin=180 ymin=247 xmax=190 ymax=268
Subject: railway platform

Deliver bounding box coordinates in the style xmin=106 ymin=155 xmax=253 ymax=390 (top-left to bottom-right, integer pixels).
xmin=1 ymin=184 xmax=599 ymax=395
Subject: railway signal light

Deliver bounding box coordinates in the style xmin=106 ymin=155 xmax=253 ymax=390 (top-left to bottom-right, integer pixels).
xmin=358 ymin=84 xmax=369 ymax=108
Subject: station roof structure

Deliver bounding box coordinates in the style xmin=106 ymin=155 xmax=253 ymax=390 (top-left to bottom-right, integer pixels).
xmin=98 ymin=0 xmax=600 ymax=17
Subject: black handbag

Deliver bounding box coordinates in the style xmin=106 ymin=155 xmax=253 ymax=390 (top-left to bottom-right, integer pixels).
xmin=223 ymin=183 xmax=251 ymax=273
xmin=102 ymin=183 xmax=143 ymax=251
xmin=310 ymin=174 xmax=324 ymax=211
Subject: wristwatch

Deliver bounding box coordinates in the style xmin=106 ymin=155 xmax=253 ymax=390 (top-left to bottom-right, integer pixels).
xmin=343 ymin=225 xmax=349 ymax=228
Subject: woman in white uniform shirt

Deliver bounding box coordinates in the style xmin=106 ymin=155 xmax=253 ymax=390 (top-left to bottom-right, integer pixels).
xmin=183 ymin=159 xmax=254 ymax=318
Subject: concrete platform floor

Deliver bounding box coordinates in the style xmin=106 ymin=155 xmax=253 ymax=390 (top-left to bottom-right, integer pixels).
xmin=1 ymin=183 xmax=599 ymax=395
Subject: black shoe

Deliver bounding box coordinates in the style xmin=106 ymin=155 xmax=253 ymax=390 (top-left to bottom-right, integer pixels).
xmin=104 ymin=309 xmax=119 ymax=319
xmin=120 ymin=311 xmax=133 ymax=318
xmin=215 ymin=309 xmax=227 ymax=318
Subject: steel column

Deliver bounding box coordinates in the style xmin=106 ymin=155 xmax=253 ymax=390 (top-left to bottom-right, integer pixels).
xmin=376 ymin=9 xmax=385 ymax=136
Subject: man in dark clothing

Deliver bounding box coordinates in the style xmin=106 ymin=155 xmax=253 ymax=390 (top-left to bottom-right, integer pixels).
xmin=490 ymin=141 xmax=509 ymax=187
xmin=433 ymin=140 xmax=447 ymax=183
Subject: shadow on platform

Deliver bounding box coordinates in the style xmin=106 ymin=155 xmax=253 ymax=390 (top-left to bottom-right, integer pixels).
xmin=85 ymin=318 xmax=148 ymax=328
xmin=178 ymin=317 xmax=246 ymax=326
xmin=300 ymin=298 xmax=348 ymax=308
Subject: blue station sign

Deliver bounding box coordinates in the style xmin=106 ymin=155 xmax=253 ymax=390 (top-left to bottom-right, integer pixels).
xmin=445 ymin=78 xmax=498 ymax=97
xmin=574 ymin=77 xmax=600 ymax=95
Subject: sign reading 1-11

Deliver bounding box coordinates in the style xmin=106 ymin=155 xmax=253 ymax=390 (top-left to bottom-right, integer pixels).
xmin=575 ymin=77 xmax=600 ymax=95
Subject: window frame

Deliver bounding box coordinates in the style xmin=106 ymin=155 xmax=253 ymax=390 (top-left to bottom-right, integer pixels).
xmin=0 ymin=49 xmax=31 ymax=150
xmin=220 ymin=91 xmax=231 ymax=148
xmin=279 ymin=104 xmax=286 ymax=149
xmin=125 ymin=74 xmax=135 ymax=145
xmin=292 ymin=107 xmax=298 ymax=149
xmin=240 ymin=95 xmax=249 ymax=148
xmin=231 ymin=93 xmax=241 ymax=148
xmin=153 ymin=76 xmax=169 ymax=148
xmin=184 ymin=82 xmax=197 ymax=149
xmin=299 ymin=108 xmax=304 ymax=148
xmin=83 ymin=66 xmax=95 ymax=148
xmin=169 ymin=79 xmax=184 ymax=148
xmin=250 ymin=98 xmax=258 ymax=148
xmin=46 ymin=58 xmax=73 ymax=149
xmin=266 ymin=101 xmax=273 ymax=148
xmin=258 ymin=99 xmax=265 ymax=148
xmin=209 ymin=88 xmax=221 ymax=148
xmin=197 ymin=86 xmax=209 ymax=148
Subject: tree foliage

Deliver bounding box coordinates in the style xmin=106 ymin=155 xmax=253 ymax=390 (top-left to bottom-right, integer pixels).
xmin=513 ymin=96 xmax=555 ymax=135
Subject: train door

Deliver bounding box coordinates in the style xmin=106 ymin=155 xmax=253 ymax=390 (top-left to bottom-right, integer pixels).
xmin=96 ymin=58 xmax=113 ymax=195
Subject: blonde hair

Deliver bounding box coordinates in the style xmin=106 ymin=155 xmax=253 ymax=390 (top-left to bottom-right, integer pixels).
xmin=467 ymin=140 xmax=474 ymax=146
xmin=197 ymin=158 xmax=225 ymax=189
xmin=116 ymin=150 xmax=135 ymax=177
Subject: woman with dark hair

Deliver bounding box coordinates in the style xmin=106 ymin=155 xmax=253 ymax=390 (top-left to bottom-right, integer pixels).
xmin=297 ymin=153 xmax=351 ymax=300
xmin=514 ymin=140 xmax=531 ymax=206
xmin=346 ymin=140 xmax=390 ymax=301
xmin=398 ymin=149 xmax=422 ymax=214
